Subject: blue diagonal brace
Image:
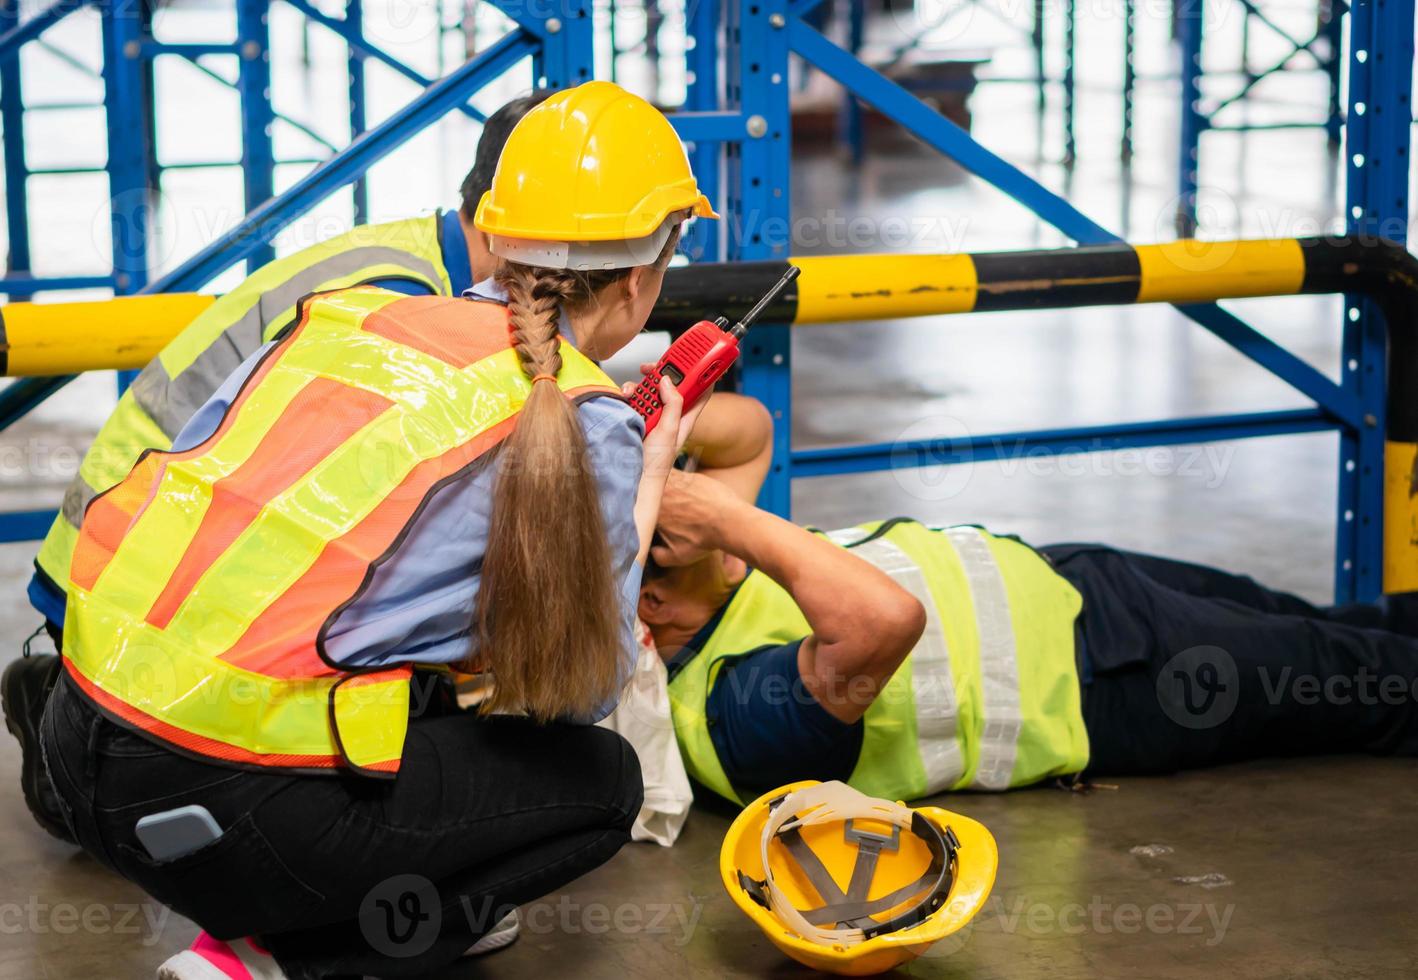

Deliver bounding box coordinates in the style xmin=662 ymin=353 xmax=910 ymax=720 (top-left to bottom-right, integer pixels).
xmin=0 ymin=0 xmax=92 ymax=65
xmin=787 ymin=18 xmax=1360 ymax=429
xmin=789 ymin=20 xmax=1107 ymax=241
xmin=482 ymin=0 xmax=566 ymax=42
xmin=1175 ymin=304 xmax=1362 ymax=428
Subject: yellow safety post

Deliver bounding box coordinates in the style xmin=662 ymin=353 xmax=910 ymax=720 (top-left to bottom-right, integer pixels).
xmin=0 ymin=294 xmax=215 ymax=376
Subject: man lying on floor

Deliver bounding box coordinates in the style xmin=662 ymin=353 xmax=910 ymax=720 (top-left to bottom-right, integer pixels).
xmin=639 ymin=471 xmax=1418 ymax=804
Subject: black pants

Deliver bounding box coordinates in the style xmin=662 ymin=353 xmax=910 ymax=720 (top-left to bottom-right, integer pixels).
xmin=41 ymin=670 xmax=642 ymax=979
xmin=1043 ymin=544 xmax=1418 ymax=775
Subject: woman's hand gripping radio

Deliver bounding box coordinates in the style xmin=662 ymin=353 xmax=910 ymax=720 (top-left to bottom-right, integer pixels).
xmin=630 ymin=265 xmax=800 ymax=435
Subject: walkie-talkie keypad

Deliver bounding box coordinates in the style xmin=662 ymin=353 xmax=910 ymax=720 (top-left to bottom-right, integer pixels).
xmin=633 ymin=373 xmax=663 ymax=421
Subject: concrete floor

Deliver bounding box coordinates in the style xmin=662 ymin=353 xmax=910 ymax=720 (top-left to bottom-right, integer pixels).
xmin=6 ymin=2 xmax=1418 ymax=977
xmin=6 ymin=753 xmax=1417 ymax=978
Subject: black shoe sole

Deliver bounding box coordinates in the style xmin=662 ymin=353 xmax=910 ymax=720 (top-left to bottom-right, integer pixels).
xmin=2 ymin=655 xmax=74 ymax=843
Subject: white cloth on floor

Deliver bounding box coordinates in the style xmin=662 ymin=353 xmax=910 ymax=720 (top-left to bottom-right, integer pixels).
xmin=596 ymin=622 xmax=693 ymax=846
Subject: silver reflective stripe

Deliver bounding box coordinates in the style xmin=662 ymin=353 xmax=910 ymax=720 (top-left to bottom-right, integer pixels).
xmin=60 ymin=475 xmax=100 ymax=527
xmin=131 ymin=245 xmax=446 ymax=438
xmin=129 ymin=360 xmax=187 ymax=439
xmin=845 ymin=534 xmax=965 ymax=794
xmin=945 ymin=526 xmax=1023 ymax=790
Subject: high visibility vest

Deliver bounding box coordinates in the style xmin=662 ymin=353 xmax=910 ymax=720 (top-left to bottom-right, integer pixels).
xmin=36 ymin=214 xmax=453 ymax=603
xmin=61 ymin=288 xmax=622 ymax=777
xmin=667 ymin=520 xmax=1089 ymax=804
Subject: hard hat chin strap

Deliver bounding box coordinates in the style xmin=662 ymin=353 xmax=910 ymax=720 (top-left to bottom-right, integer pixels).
xmin=747 ymin=781 xmax=960 ymax=947
xmin=490 ymin=215 xmax=680 ymax=272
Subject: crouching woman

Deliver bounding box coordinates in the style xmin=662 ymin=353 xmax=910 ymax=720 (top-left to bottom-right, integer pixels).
xmin=40 ymin=82 xmax=716 ymax=979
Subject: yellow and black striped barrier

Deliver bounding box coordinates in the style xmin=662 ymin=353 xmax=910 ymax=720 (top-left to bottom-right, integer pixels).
xmin=4 ymin=236 xmax=1417 ymax=586
xmin=648 ymin=237 xmax=1412 ymax=324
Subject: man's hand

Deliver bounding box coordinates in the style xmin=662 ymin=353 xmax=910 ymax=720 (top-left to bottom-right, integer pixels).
xmin=650 ymin=469 xmax=742 ymax=567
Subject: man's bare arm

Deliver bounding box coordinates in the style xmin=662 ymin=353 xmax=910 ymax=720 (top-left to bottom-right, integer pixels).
xmin=654 ymin=472 xmax=926 ymax=723
xmin=681 ymin=392 xmax=774 ymax=503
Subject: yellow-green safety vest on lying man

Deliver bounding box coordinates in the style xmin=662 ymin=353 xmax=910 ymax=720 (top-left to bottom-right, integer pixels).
xmin=668 ymin=520 xmax=1090 ymax=804
xmin=35 ymin=214 xmax=453 ymax=601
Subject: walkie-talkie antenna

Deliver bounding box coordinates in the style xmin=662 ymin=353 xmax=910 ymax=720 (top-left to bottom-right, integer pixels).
xmin=728 ymin=265 xmax=801 ymax=338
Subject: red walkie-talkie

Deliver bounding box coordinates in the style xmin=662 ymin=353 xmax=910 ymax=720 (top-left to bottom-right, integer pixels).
xmin=631 ymin=264 xmax=800 ymax=435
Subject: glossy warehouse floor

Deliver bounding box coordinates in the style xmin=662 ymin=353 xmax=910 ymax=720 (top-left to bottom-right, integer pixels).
xmin=5 ymin=1 xmax=1418 ymax=977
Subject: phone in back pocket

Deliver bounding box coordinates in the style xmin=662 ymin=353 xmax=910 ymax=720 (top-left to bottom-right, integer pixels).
xmin=134 ymin=805 xmax=224 ymax=862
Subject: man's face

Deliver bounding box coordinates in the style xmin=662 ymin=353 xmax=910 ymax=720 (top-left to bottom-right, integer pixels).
xmin=636 ymin=550 xmax=732 ymax=656
xmin=637 ymin=578 xmax=686 ymax=663
xmin=637 ymin=574 xmax=683 ymax=632
xmin=469 ymin=229 xmax=496 ymax=285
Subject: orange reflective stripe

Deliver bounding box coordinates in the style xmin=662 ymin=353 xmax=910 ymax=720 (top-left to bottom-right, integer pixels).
xmin=566 ymin=384 xmax=625 ymax=401
xmin=69 ymin=453 xmax=164 ymax=592
xmin=220 ymin=412 xmax=519 ymax=675
xmin=145 ymin=378 xmax=395 ymax=630
xmin=362 ymin=296 xmax=511 ymax=369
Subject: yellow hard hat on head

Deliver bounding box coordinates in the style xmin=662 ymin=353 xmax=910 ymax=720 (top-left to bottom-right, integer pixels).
xmin=720 ymin=780 xmax=998 ymax=976
xmin=474 ymin=81 xmax=718 ymax=270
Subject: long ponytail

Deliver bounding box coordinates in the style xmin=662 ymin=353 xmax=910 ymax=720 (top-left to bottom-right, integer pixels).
xmin=475 ymin=265 xmax=622 ymax=720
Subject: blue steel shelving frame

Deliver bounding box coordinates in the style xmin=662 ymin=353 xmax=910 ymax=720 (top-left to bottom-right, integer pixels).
xmin=723 ymin=0 xmax=1407 ymax=603
xmin=0 ymin=0 xmax=1410 ymax=602
xmin=1335 ymin=0 xmax=1411 ymax=600
xmin=0 ymin=0 xmax=589 ymax=539
xmin=0 ymin=0 xmax=749 ymax=534
xmin=0 ymin=0 xmax=502 ymax=299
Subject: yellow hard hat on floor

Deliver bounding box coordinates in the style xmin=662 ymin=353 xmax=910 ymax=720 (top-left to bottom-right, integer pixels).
xmin=474 ymin=80 xmax=718 ymax=270
xmin=720 ymin=780 xmax=998 ymax=976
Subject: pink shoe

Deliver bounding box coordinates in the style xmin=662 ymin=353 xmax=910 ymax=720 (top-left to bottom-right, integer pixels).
xmin=157 ymin=932 xmax=288 ymax=980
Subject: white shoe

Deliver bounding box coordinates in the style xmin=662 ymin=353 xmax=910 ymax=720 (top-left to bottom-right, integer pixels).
xmin=465 ymin=909 xmax=520 ymax=956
